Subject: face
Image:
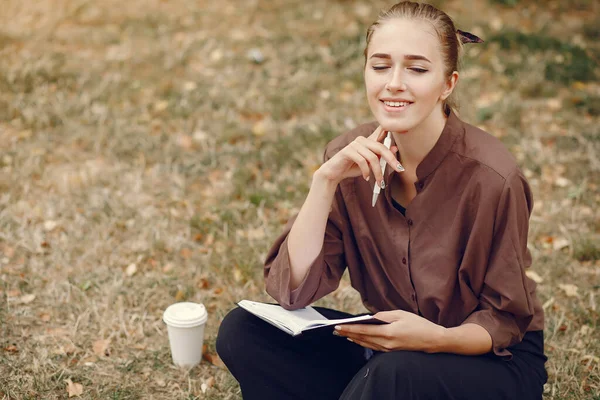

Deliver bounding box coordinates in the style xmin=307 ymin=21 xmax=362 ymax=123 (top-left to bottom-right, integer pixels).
xmin=364 ymin=18 xmax=457 ymax=134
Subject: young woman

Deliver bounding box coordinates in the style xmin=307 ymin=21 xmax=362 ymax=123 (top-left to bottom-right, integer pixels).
xmin=217 ymin=2 xmax=547 ymax=399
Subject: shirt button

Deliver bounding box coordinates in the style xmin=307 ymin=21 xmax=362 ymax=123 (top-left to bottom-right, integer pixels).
xmin=417 ymin=182 xmax=424 ymax=190
xmin=402 ymin=257 xmax=407 ymax=264
xmin=407 ymin=219 xmax=413 ymax=226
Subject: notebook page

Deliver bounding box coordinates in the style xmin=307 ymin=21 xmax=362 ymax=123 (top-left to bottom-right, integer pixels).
xmin=238 ymin=301 xmax=327 ymax=331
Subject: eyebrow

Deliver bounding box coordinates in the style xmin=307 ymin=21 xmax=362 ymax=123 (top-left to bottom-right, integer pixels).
xmin=369 ymin=53 xmax=431 ymax=63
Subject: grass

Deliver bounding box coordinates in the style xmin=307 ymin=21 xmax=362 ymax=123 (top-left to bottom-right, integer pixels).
xmin=0 ymin=0 xmax=599 ymax=398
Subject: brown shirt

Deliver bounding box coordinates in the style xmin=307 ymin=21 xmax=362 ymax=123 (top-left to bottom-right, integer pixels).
xmin=264 ymin=111 xmax=544 ymax=359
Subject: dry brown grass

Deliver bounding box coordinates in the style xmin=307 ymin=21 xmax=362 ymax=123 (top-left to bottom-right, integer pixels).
xmin=0 ymin=0 xmax=598 ymax=398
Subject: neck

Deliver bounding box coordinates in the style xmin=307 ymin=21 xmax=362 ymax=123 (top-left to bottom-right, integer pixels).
xmin=392 ymin=106 xmax=448 ymax=171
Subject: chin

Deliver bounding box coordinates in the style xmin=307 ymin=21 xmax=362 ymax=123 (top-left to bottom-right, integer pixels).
xmin=376 ymin=116 xmax=416 ymax=134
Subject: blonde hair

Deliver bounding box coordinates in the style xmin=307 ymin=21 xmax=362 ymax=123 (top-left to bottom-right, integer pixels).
xmin=364 ymin=1 xmax=464 ymax=114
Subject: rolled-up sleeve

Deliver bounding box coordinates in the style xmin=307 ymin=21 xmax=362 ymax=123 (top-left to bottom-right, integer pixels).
xmin=264 ymin=187 xmax=348 ymax=310
xmin=264 ymin=145 xmax=349 ymax=310
xmin=462 ymin=169 xmax=536 ymax=359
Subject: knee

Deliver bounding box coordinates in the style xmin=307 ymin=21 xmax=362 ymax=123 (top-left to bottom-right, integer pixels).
xmin=216 ymin=307 xmax=255 ymax=363
xmin=368 ymin=351 xmax=430 ymax=383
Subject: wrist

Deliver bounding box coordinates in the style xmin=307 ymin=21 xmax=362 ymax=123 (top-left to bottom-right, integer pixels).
xmin=426 ymin=326 xmax=450 ymax=354
xmin=313 ymin=167 xmax=341 ymax=188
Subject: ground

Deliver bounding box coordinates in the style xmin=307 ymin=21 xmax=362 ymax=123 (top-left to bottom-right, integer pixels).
xmin=0 ymin=0 xmax=598 ymax=399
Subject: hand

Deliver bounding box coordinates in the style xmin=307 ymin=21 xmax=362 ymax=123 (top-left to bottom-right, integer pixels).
xmin=315 ymin=126 xmax=403 ymax=185
xmin=334 ymin=310 xmax=446 ymax=353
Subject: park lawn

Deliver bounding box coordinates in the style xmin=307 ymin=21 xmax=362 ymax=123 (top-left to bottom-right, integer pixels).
xmin=0 ymin=0 xmax=598 ymax=398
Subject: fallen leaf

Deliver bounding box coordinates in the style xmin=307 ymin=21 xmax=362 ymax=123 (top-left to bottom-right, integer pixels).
xmin=176 ymin=134 xmax=193 ymax=150
xmin=180 ymin=248 xmax=192 ymax=259
xmin=175 ymin=290 xmax=186 ymax=301
xmin=552 ymin=238 xmax=569 ymax=251
xmin=17 ymin=129 xmax=32 ymax=140
xmin=233 ymin=267 xmax=243 ymax=283
xmin=202 ymin=351 xmax=225 ymax=368
xmin=213 ymin=287 xmax=223 ymax=295
xmin=252 ymin=120 xmax=266 ymax=137
xmin=200 ymin=376 xmax=216 ymax=393
xmin=56 ymin=343 xmax=77 ymax=355
xmin=3 ymin=344 xmax=18 ymax=353
xmin=40 ymin=313 xmax=51 ymax=322
xmin=581 ymin=354 xmax=599 ymax=363
xmin=245 ymin=227 xmax=265 ymax=240
xmin=246 ymin=48 xmax=265 ymax=64
xmin=579 ymin=325 xmax=593 ymax=336
xmin=153 ymin=100 xmax=169 ymax=113
xmin=47 ymin=327 xmax=70 ymax=336
xmin=558 ymin=283 xmax=579 ymax=297
xmin=197 ymin=278 xmax=210 ymax=289
xmin=7 ymin=289 xmax=21 ymax=297
xmin=44 ymin=220 xmax=58 ymax=231
xmin=209 ymin=49 xmax=223 ymax=62
xmin=125 ymin=263 xmax=137 ymax=277
xmin=155 ymin=378 xmax=167 ymax=388
xmin=183 ymin=81 xmax=197 ymax=91
xmin=92 ymin=339 xmax=110 ymax=357
xmin=205 ymin=376 xmax=216 ymax=388
xmin=546 ymin=98 xmax=562 ymax=111
xmin=19 ymin=294 xmax=36 ymax=304
xmin=3 ymin=246 xmax=15 ymax=258
xmin=193 ymin=233 xmax=204 ymax=242
xmin=81 ymin=356 xmax=96 ymax=366
xmin=65 ymin=379 xmax=83 ymax=397
xmin=525 ymin=270 xmax=543 ymax=283
xmin=162 ymin=263 xmax=174 ymax=273
xmin=192 ymin=130 xmax=208 ymax=143
xmin=554 ymin=177 xmax=571 ymax=188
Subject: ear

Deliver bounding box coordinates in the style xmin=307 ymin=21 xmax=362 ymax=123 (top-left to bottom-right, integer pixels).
xmin=440 ymin=71 xmax=459 ymax=101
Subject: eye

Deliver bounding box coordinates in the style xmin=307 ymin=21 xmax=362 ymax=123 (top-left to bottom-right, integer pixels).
xmin=410 ymin=67 xmax=428 ymax=73
xmin=372 ymin=66 xmax=390 ymax=71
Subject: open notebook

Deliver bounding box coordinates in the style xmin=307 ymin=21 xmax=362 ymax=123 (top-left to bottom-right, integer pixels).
xmin=238 ymin=300 xmax=386 ymax=336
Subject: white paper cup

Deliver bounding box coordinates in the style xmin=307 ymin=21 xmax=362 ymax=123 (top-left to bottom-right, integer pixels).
xmin=163 ymin=302 xmax=208 ymax=368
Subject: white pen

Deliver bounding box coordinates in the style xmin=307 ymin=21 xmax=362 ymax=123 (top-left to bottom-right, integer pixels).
xmin=371 ymin=131 xmax=392 ymax=207
xmin=372 ymin=131 xmax=394 ymax=207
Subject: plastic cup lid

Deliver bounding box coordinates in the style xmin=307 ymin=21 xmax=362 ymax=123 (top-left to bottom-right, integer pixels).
xmin=163 ymin=302 xmax=207 ymax=328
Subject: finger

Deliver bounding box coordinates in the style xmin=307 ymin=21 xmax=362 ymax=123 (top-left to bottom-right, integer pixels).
xmin=344 ymin=328 xmax=395 ymax=350
xmin=356 ymin=137 xmax=403 ymax=173
xmin=341 ymin=147 xmax=372 ymax=181
xmin=336 ymin=323 xmax=384 ymax=337
xmin=388 ymin=146 xmax=404 ymax=172
xmin=367 ymin=126 xmax=386 ymax=142
xmin=373 ymin=311 xmax=404 ymax=323
xmin=351 ymin=142 xmax=384 ymax=184
xmin=346 ymin=336 xmax=387 ymax=352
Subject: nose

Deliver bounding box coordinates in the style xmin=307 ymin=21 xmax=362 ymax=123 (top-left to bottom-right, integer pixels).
xmin=385 ymin=66 xmax=407 ymax=92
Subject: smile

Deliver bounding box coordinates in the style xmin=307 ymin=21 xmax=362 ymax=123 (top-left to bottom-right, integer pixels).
xmin=381 ymin=100 xmax=413 ymax=111
xmin=383 ymin=101 xmax=411 ymax=107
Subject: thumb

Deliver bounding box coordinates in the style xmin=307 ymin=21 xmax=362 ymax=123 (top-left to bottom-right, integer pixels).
xmin=368 ymin=126 xmax=387 ymax=142
xmin=374 ymin=310 xmax=403 ymax=323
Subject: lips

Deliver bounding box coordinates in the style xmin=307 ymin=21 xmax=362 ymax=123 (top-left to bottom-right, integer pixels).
xmin=381 ymin=99 xmax=413 ymax=111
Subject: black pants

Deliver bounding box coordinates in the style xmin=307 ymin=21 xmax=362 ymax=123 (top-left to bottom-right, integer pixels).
xmin=216 ymin=307 xmax=548 ymax=400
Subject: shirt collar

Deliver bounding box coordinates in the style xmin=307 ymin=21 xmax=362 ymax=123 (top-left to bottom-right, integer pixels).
xmin=414 ymin=110 xmax=463 ymax=181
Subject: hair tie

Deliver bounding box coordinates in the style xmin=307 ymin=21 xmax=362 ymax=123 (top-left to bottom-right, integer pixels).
xmin=457 ymin=29 xmax=484 ymax=44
